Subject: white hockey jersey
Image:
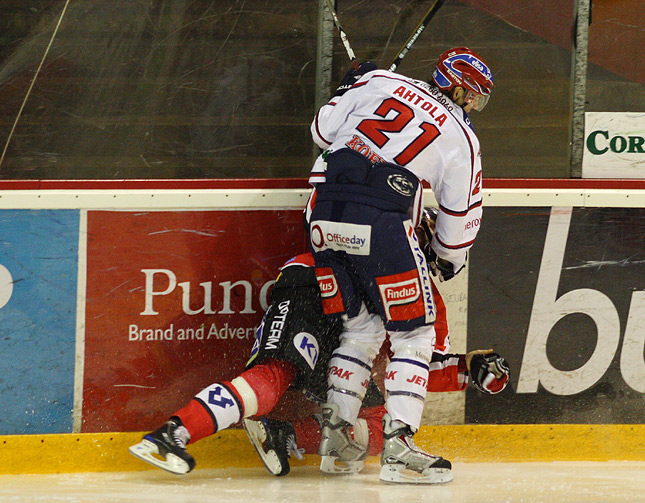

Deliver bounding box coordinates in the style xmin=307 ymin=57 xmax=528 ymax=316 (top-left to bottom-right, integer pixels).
xmin=309 ymin=70 xmax=483 ymax=270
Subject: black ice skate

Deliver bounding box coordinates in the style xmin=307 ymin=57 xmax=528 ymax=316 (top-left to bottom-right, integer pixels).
xmin=128 ymin=418 xmax=196 ymax=475
xmin=380 ymin=413 xmax=452 ymax=485
xmin=242 ymin=417 xmax=303 ymax=476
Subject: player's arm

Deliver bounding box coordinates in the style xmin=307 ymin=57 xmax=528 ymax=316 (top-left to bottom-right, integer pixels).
xmin=416 ymin=201 xmax=478 ymax=282
xmin=311 ymin=102 xmax=338 ymax=149
xmin=427 ymin=352 xmax=469 ymax=392
xmin=310 ymin=62 xmax=377 ymax=149
xmin=429 ymin=153 xmax=483 ymax=280
xmin=426 ymin=349 xmax=510 ymax=394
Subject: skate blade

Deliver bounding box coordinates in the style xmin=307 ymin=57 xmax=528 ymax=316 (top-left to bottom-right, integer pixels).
xmin=320 ymin=455 xmax=364 ymax=474
xmin=242 ymin=419 xmax=287 ymax=476
xmin=128 ymin=439 xmax=191 ymax=475
xmin=379 ymin=464 xmax=453 ymax=485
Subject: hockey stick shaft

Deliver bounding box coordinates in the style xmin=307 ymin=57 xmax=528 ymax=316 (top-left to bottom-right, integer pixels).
xmin=388 ymin=0 xmax=445 ymax=72
xmin=323 ymin=0 xmax=360 ymax=71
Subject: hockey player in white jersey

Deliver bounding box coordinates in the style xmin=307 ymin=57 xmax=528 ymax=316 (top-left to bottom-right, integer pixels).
xmin=307 ymin=47 xmax=494 ymax=484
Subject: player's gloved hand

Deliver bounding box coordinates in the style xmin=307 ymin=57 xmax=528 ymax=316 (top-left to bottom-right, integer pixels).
xmin=427 ymin=247 xmax=465 ymax=282
xmin=332 ymin=61 xmax=378 ymax=97
xmin=415 ymin=207 xmax=437 ymax=254
xmin=467 ymin=350 xmax=510 ymax=394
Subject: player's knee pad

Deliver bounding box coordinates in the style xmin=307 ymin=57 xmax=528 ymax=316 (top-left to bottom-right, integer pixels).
xmin=388 ymin=324 xmax=436 ymax=363
xmin=230 ymin=376 xmax=259 ymax=417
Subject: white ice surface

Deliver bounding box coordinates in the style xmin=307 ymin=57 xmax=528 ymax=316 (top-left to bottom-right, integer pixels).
xmin=1 ymin=462 xmax=644 ymax=503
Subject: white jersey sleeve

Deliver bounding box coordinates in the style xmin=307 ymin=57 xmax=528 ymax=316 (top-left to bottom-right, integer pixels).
xmin=309 ymin=70 xmax=483 ymax=269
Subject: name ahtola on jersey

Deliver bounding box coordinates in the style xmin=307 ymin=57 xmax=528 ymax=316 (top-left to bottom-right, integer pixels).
xmin=392 ymin=85 xmax=449 ymax=126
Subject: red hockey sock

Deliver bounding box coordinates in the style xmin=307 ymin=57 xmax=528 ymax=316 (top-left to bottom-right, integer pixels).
xmin=292 ymin=415 xmax=322 ymax=454
xmin=237 ymin=359 xmax=298 ymax=416
xmin=171 ymin=360 xmax=297 ymax=444
xmin=172 ymin=399 xmax=216 ymax=444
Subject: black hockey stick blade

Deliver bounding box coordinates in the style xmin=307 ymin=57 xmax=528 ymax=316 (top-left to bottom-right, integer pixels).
xmin=389 ymin=0 xmax=445 ymax=72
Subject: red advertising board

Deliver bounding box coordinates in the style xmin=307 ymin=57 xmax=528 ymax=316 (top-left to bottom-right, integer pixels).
xmin=82 ymin=210 xmax=307 ymax=432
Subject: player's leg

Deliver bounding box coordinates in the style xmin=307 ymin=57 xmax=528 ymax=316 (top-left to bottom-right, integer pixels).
xmin=243 ymin=403 xmax=388 ymax=476
xmin=291 ymin=404 xmax=387 ymax=456
xmin=380 ymin=325 xmax=452 ymax=484
xmin=130 ymin=262 xmax=328 ymax=475
xmin=319 ymin=304 xmax=386 ymax=474
xmin=354 ymin=213 xmax=452 ymax=484
xmin=243 ymin=266 xmax=344 ymax=476
xmin=245 ymin=377 xmax=386 ymax=477
xmin=128 ymin=359 xmax=296 ymax=474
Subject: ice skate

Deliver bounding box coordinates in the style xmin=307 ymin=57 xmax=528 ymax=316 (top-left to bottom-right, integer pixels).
xmin=318 ymin=403 xmax=366 ymax=474
xmin=379 ymin=413 xmax=452 ymax=485
xmin=242 ymin=417 xmax=303 ymax=476
xmin=128 ymin=418 xmax=196 ymax=475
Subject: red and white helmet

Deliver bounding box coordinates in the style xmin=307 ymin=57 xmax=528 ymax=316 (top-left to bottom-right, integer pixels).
xmin=431 ymin=47 xmax=493 ymax=111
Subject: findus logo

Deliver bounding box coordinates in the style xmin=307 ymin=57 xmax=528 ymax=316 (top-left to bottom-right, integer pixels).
xmin=384 ymin=283 xmax=419 ymax=300
xmin=317 ymin=274 xmax=338 ymax=298
xmin=586 ymin=130 xmax=645 ymax=155
xmin=376 ymin=271 xmax=425 ymax=322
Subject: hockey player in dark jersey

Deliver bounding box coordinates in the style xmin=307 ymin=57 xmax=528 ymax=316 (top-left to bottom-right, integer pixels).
xmin=128 ymin=210 xmax=509 ymax=477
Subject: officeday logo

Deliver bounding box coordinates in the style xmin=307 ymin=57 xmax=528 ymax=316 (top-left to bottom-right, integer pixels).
xmin=310 ymin=220 xmax=371 ymax=256
xmin=582 ymin=112 xmax=645 ymax=178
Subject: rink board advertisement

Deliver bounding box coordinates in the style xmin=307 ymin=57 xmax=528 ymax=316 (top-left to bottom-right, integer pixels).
xmin=0 ymin=210 xmax=79 ymax=434
xmin=0 ymin=206 xmax=644 ymax=435
xmin=81 ymin=210 xmax=308 ymax=432
xmin=467 ymin=207 xmax=645 ymax=424
xmin=582 ymin=112 xmax=645 ymax=178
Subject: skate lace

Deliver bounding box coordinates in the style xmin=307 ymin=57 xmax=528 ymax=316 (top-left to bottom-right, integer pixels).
xmin=172 ymin=425 xmax=191 ymax=449
xmin=286 ymin=434 xmax=304 ymax=461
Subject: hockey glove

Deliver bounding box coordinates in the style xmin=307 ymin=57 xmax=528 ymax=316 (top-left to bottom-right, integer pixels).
xmin=418 ymin=206 xmax=464 ymax=282
xmin=332 ymin=61 xmax=378 ymax=97
xmin=427 ymin=247 xmax=465 ymax=282
xmin=468 ymin=352 xmax=510 ymax=394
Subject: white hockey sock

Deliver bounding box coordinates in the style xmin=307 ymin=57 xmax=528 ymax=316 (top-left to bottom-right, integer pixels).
xmin=194 ymin=381 xmax=244 ymax=433
xmin=384 ymin=356 xmax=430 ymax=431
xmin=327 ymin=347 xmax=372 ymax=424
